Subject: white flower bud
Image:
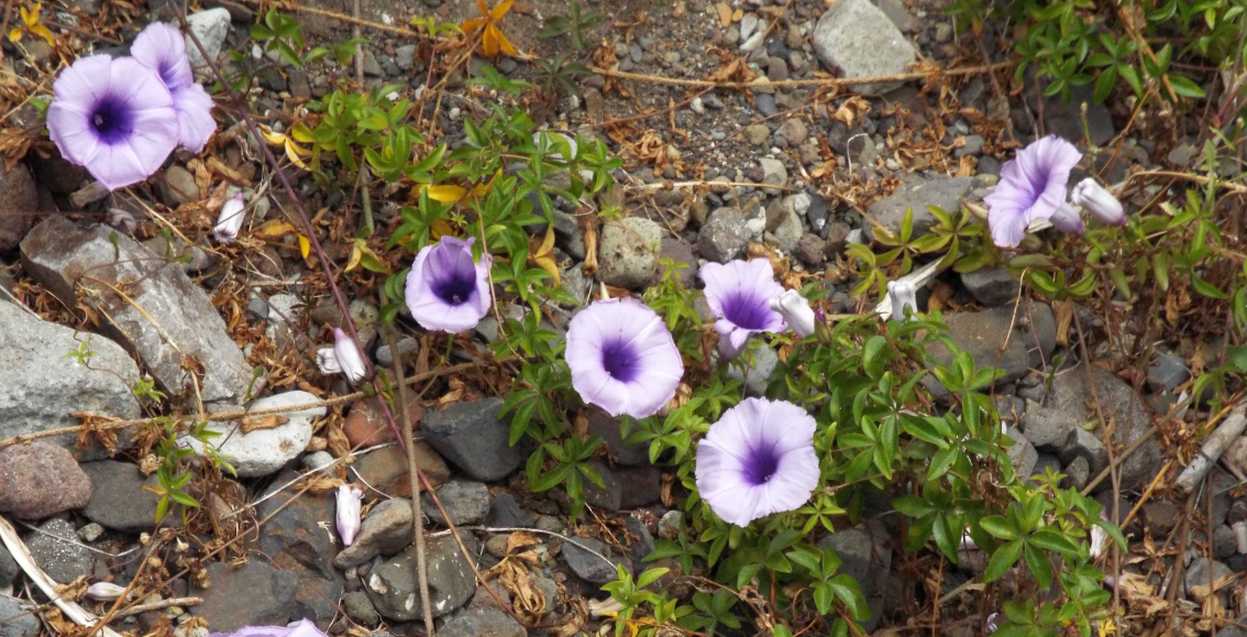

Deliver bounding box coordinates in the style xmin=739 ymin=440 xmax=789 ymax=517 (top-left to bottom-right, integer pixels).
xmin=335 ymin=485 xmax=364 ymax=547
xmin=332 ymin=328 xmax=368 ymax=384
xmin=769 ymin=290 xmax=816 ymax=337
xmin=213 ymin=193 xmax=246 ymax=243
xmin=1049 ymin=203 xmax=1085 ymax=235
xmin=886 ymin=279 xmax=918 ymax=320
xmin=1070 ymin=178 xmax=1125 ymax=226
xmin=315 ymin=347 xmax=341 ymax=375
xmin=85 ymin=582 xmax=127 ymax=601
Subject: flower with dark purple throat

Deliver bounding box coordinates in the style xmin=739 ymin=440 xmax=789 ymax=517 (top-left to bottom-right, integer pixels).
xmin=565 ymin=298 xmax=684 ymax=419
xmin=984 ymin=135 xmax=1083 ymax=248
xmin=130 ymin=22 xmax=217 ymax=153
xmin=695 ymin=397 xmax=820 ymax=527
xmin=46 ymin=55 xmax=179 ymax=191
xmin=404 ymin=236 xmax=493 ymax=333
xmin=699 ymin=259 xmax=786 ymax=360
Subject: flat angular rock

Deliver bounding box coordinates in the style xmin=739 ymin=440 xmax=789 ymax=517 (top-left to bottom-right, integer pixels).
xmin=334 ymin=498 xmax=415 ymax=569
xmin=21 ymin=216 xmax=252 ymax=403
xmin=440 ymin=606 xmax=527 ymax=637
xmin=422 ymin=398 xmax=524 ymax=482
xmin=812 ymin=0 xmax=917 ymax=95
xmin=864 ymin=174 xmax=973 ymax=242
xmin=0 ymin=300 xmax=140 ymax=457
xmin=253 ymin=476 xmax=343 ymax=627
xmin=81 ymin=461 xmax=161 ymax=530
xmin=183 ymin=391 xmax=323 ymax=477
xmin=0 ymin=443 xmax=92 ymax=520
xmin=926 ymin=304 xmax=1056 ymax=387
xmin=563 ymin=537 xmax=628 ymax=584
xmin=25 ymin=518 xmax=94 ymax=583
xmin=425 ymin=480 xmax=491 ymax=527
xmin=1021 ymin=365 xmax=1160 ymax=491
xmin=194 ymin=561 xmax=298 ymax=632
xmin=0 ymin=596 xmax=39 ymax=637
xmin=365 ymin=534 xmax=478 ymax=622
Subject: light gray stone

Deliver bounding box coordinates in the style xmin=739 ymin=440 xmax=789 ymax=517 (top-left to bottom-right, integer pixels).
xmin=563 ymin=537 xmax=628 ymax=584
xmin=335 ymin=499 xmax=413 ymax=570
xmin=598 ymin=217 xmax=663 ymax=289
xmin=726 ymin=344 xmax=779 ymax=396
xmin=818 ymin=522 xmax=890 ymax=631
xmin=182 ymin=391 xmax=323 ymax=477
xmin=1006 ymin=428 xmax=1037 ymax=478
xmin=21 ymin=216 xmax=253 ymax=403
xmin=26 ymin=518 xmax=94 ymax=584
xmin=0 ymin=443 xmax=92 ymax=520
xmin=698 ymin=206 xmax=760 ymax=263
xmin=811 ymin=0 xmax=917 ymax=95
xmin=0 ymin=301 xmax=140 ymax=457
xmin=1147 ymin=351 xmax=1190 ymax=393
xmin=926 ymin=304 xmax=1056 ymax=388
xmin=185 ymin=8 xmax=231 ymax=69
xmin=864 ymin=174 xmax=973 ymax=242
xmin=0 ymin=596 xmax=39 ymax=637
xmin=425 ymin=480 xmax=491 ymax=527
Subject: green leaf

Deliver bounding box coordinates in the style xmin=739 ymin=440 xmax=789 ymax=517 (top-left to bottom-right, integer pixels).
xmin=828 ymin=573 xmax=870 ymax=620
xmin=1028 ymin=528 xmax=1080 ymax=557
xmin=980 ymin=515 xmax=1018 ymax=541
xmin=636 ymin=567 xmax=669 ymax=588
xmin=863 ymin=335 xmax=887 ymax=378
xmin=983 ymin=539 xmax=1024 ymax=582
xmin=1022 ymin=542 xmax=1053 ymax=589
xmin=1168 ymin=74 xmax=1205 ymax=99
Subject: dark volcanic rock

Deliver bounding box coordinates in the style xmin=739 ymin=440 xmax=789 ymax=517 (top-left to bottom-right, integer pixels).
xmin=422 ymin=398 xmax=524 ymax=482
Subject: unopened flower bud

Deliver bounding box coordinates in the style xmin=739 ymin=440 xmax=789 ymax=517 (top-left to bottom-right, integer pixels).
xmin=769 ymin=290 xmax=816 ymax=337
xmin=1049 ymin=203 xmax=1085 ymax=235
xmin=1070 ymin=178 xmax=1125 ymax=226
xmin=85 ymin=582 xmax=127 ymax=601
xmin=335 ymin=485 xmax=363 ymax=547
xmin=886 ymin=279 xmax=918 ymax=320
xmin=213 ymin=193 xmax=246 ymax=243
xmin=332 ymin=328 xmax=367 ymax=384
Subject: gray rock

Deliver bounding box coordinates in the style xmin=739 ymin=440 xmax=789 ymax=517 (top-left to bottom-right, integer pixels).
xmin=0 ymin=443 xmax=92 ymax=520
xmin=877 ymin=0 xmax=917 ymax=31
xmin=959 ymin=268 xmax=1019 ymax=306
xmin=582 ymin=460 xmax=622 ymax=511
xmin=376 ymin=336 xmax=419 ymax=368
xmin=26 ymin=518 xmax=94 ymax=583
xmin=487 ymin=492 xmax=535 ymax=528
xmin=0 ymin=301 xmax=140 ymax=457
xmin=21 ymin=216 xmax=253 ymax=403
xmin=657 ymin=238 xmax=698 ymax=289
xmin=0 ymin=597 xmax=39 ymax=637
xmin=726 ymin=343 xmax=779 ymax=396
xmin=1186 ymin=557 xmax=1233 ymax=599
xmin=1006 ymin=428 xmax=1037 ymax=478
xmin=302 ymin=451 xmax=335 ymax=471
xmin=81 ymin=461 xmax=162 ymax=530
xmin=253 ymin=476 xmax=343 ymax=625
xmin=927 ymin=304 xmax=1056 ymax=388
xmin=395 ymin=45 xmax=417 ymax=71
xmin=335 ymin=498 xmax=414 ymax=570
xmin=1063 ymin=455 xmax=1090 ymax=490
xmin=598 ymin=218 xmax=663 ymax=289
xmin=440 ymin=606 xmax=527 ymax=637
xmin=811 ymin=0 xmax=917 ymax=95
xmin=0 ymin=544 xmax=18 ymax=588
xmin=1215 ymin=524 xmax=1237 ymax=560
xmin=1168 ymin=143 xmax=1198 ymax=167
xmin=77 ymin=523 xmax=104 ymax=542
xmin=768 ymin=204 xmax=804 ymax=253
xmin=778 ymin=119 xmax=808 ymax=146
xmin=745 ymin=123 xmax=771 ymax=146
xmin=342 ymin=590 xmax=381 ymax=627
xmin=698 ymin=207 xmax=757 ymax=262
xmin=1059 ymin=428 xmax=1108 ymax=475
xmin=426 ymin=480 xmax=491 ymax=527
xmin=366 ymin=534 xmax=478 ymax=621
xmin=618 ymin=466 xmax=662 ymax=509
xmin=586 ymin=408 xmax=648 ymax=466
xmin=194 ymin=561 xmax=298 ymax=632
xmin=1042 ymin=86 xmax=1114 ymax=147
xmin=657 ymin=510 xmax=683 ymax=540
xmin=1147 ymin=352 xmax=1190 ymax=393
xmin=1021 ymin=366 xmax=1160 ymax=491
xmin=185 ymin=8 xmax=231 ymax=68
xmin=563 ymin=537 xmax=628 ymax=584
xmin=1031 ymin=453 xmax=1062 ymax=479
xmin=0 ymin=162 xmax=37 ymax=252
xmin=759 ymin=158 xmax=788 ymax=187
xmin=160 ymin=165 xmax=199 ymax=206
xmin=818 ymin=522 xmax=890 ymax=632
xmin=864 ymin=174 xmax=973 ymax=242
xmin=183 ymin=391 xmax=323 ymax=477
xmin=796 ymin=234 xmax=827 ymax=267
xmin=422 ymin=398 xmax=524 ymax=482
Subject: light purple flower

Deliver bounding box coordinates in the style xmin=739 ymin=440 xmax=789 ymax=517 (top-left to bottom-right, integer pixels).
xmin=335 ymin=484 xmax=363 ymax=546
xmin=984 ymin=136 xmax=1083 ymax=248
xmin=209 ymin=619 xmax=327 ymax=637
xmin=700 ymin=259 xmax=785 ymax=360
xmin=1071 ymin=177 xmax=1125 ymax=226
xmin=1048 ymin=203 xmax=1085 ymax=235
xmin=405 ymin=237 xmax=493 ymax=333
xmin=213 ymin=192 xmax=245 ymax=243
xmin=695 ymin=397 xmax=820 ymax=527
xmin=565 ymin=298 xmax=683 ymax=419
xmin=769 ymin=290 xmax=815 ymax=337
xmin=46 ymin=55 xmax=179 ymax=191
xmin=131 ymin=22 xmax=216 ymax=153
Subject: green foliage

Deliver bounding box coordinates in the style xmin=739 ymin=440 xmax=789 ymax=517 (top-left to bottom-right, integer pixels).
xmin=539 ymin=1 xmax=604 ymax=52
xmin=249 ymin=9 xmax=360 ymax=68
xmin=949 ymin=0 xmax=1234 ymax=104
xmin=850 ymin=205 xmax=993 ymax=297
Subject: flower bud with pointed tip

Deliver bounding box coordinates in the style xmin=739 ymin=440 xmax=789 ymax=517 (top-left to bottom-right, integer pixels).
xmin=332 ymin=328 xmax=367 ymax=384
xmin=86 ymin=582 xmax=127 ymax=601
xmin=1049 ymin=203 xmax=1085 ymax=235
xmin=213 ymin=192 xmax=246 ymax=243
xmin=335 ymin=484 xmax=363 ymax=547
xmin=1071 ymin=177 xmax=1125 ymax=225
xmin=886 ymin=279 xmax=918 ymax=320
xmin=769 ymin=290 xmax=815 ymax=337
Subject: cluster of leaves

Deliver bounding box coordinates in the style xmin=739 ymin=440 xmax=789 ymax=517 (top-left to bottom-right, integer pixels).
xmin=949 ymin=0 xmax=1229 ymax=103
xmin=851 ymin=206 xmax=994 ymax=297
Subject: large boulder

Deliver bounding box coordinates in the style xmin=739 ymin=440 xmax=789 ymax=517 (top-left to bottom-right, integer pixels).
xmin=0 ymin=300 xmax=140 ymax=457
xmin=21 ymin=216 xmax=253 ymax=403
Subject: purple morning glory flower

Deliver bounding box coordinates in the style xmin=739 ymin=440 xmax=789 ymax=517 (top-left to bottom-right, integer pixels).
xmin=565 ymin=298 xmax=684 ymax=419
xmin=46 ymin=55 xmax=180 ymax=191
xmin=699 ymin=259 xmax=786 ymax=360
xmin=695 ymin=397 xmax=820 ymax=527
xmin=984 ymin=135 xmax=1083 ymax=248
xmin=131 ymin=22 xmax=216 ymax=153
xmin=405 ymin=236 xmax=493 ymax=333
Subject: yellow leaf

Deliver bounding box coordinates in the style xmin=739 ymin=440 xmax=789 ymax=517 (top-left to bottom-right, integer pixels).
xmin=491 ymin=0 xmax=515 ymax=21
xmin=529 ymin=225 xmax=560 ymax=285
xmin=298 ymin=234 xmax=311 ymax=260
xmin=344 ymin=240 xmax=363 ymax=273
xmin=481 ymin=26 xmax=499 ymax=57
xmin=254 ymin=219 xmax=297 ymax=238
xmin=290 ymin=123 xmax=316 ymax=144
xmin=259 ymin=126 xmax=287 ymax=146
xmin=7 ymin=28 xmax=22 ymax=43
xmin=284 ymin=139 xmax=309 ymax=170
xmin=495 ymin=27 xmax=518 ymax=57
xmin=20 ymin=4 xmax=37 ymax=27
xmin=426 ymin=184 xmax=467 ymax=203
xmin=30 ymin=23 xmax=53 ymax=46
xmin=430 ymin=219 xmax=455 ymax=240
